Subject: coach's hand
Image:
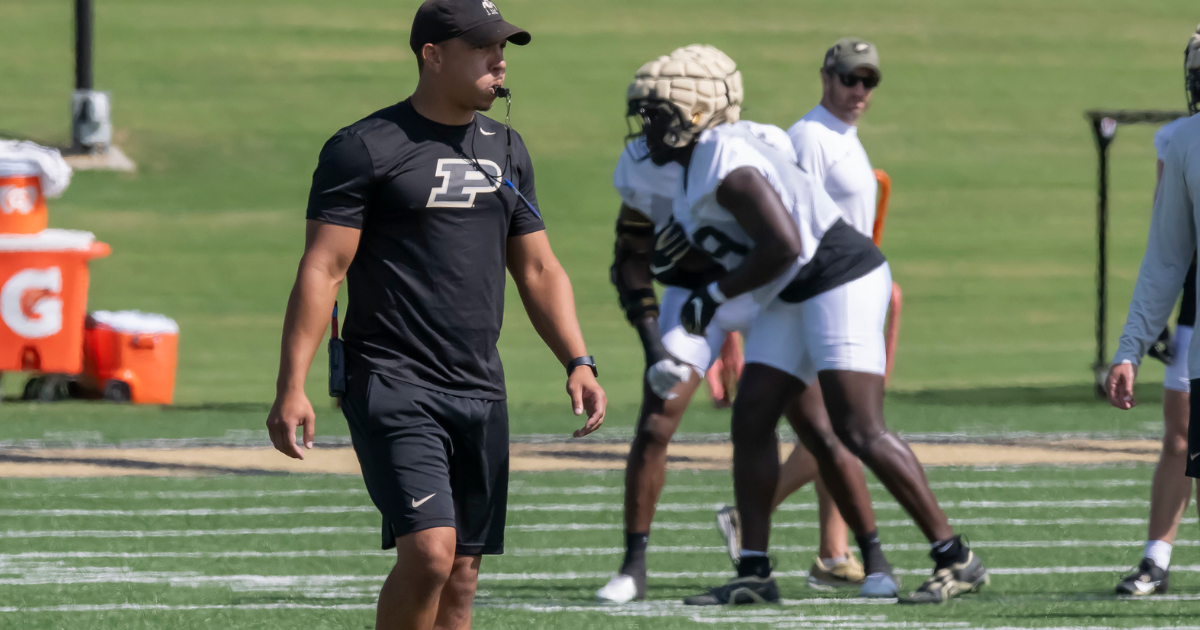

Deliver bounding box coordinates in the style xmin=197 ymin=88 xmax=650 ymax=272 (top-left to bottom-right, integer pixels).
xmin=680 ymin=282 xmax=725 ymax=336
xmin=267 ymin=390 xmax=316 ymax=459
xmin=568 ymin=368 xmax=607 ymax=438
xmin=1106 ymin=362 xmax=1138 ymax=410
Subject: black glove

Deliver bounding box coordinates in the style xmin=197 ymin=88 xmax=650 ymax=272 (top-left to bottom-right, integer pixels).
xmin=680 ymin=283 xmax=724 ymax=336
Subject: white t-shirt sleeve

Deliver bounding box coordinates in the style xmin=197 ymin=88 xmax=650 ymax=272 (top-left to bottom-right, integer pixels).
xmin=787 ymin=122 xmax=829 ymax=184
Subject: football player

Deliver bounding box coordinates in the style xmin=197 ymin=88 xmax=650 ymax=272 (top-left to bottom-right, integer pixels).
xmin=627 ymin=49 xmax=989 ymax=605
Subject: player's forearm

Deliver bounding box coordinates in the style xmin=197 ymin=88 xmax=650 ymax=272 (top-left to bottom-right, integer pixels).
xmin=716 ymin=237 xmax=798 ymax=299
xmin=276 ymin=259 xmax=342 ymax=395
xmin=516 ymin=261 xmax=589 ymax=366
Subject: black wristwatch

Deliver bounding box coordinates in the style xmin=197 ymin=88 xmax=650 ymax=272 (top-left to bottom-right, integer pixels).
xmin=567 ymin=355 xmax=598 ymax=377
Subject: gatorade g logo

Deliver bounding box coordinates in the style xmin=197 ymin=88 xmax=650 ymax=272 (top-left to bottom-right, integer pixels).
xmin=427 ymin=159 xmax=502 ymax=208
xmin=0 ymin=185 xmax=37 ymax=215
xmin=1 ymin=268 xmax=63 ymax=339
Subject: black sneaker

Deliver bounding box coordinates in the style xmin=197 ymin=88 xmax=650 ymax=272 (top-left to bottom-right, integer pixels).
xmin=903 ymin=539 xmax=989 ymax=604
xmin=1116 ymin=558 xmax=1169 ymax=596
xmin=683 ymin=574 xmax=779 ymax=606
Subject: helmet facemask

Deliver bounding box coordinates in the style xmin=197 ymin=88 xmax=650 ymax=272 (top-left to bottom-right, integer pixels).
xmin=627 ymin=98 xmax=699 ymax=166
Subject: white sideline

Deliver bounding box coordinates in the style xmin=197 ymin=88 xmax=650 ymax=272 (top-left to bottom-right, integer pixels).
xmin=0 ymin=506 xmax=377 ymax=517
xmin=0 ymin=603 xmax=375 ymax=613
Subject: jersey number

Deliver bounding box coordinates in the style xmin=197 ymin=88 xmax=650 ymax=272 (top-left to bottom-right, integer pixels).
xmin=693 ymin=226 xmax=749 ymax=260
xmin=427 ymin=159 xmax=502 ymax=208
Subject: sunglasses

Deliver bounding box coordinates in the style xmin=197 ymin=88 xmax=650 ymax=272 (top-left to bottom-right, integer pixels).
xmin=829 ymin=70 xmax=880 ymax=90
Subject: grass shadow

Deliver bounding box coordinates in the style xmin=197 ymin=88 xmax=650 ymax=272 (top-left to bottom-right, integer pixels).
xmin=889 ymin=383 xmax=1165 ymax=407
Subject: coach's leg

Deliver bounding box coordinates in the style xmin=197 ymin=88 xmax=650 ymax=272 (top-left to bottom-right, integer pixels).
xmin=772 ymin=438 xmax=817 ymax=509
xmin=378 ymin=527 xmax=456 ymax=630
xmin=815 ymin=479 xmax=850 ymax=560
xmin=819 ymin=370 xmax=952 ymax=543
xmin=434 ymin=555 xmax=481 ymax=630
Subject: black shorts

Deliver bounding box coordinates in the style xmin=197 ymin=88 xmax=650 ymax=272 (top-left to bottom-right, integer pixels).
xmin=1179 ymin=260 xmax=1197 ymax=327
xmin=341 ymin=371 xmax=509 ymax=555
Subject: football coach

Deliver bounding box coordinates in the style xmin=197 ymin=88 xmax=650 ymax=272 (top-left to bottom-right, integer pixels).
xmin=266 ymin=1 xmax=607 ymax=628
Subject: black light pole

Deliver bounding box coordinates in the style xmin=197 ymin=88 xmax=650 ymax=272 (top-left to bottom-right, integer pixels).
xmin=1090 ymin=116 xmax=1116 ymax=397
xmin=75 ymin=0 xmax=93 ymax=92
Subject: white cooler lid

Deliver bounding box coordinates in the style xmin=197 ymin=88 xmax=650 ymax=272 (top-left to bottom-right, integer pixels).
xmin=0 ymin=229 xmax=96 ymax=252
xmin=91 ymin=310 xmax=179 ymax=335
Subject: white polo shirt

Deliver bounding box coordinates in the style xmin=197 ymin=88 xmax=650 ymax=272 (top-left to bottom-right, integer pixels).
xmin=787 ymin=105 xmax=877 ymax=237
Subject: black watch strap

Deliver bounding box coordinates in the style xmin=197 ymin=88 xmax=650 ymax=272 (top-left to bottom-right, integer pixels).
xmin=567 ymin=355 xmax=598 ymax=377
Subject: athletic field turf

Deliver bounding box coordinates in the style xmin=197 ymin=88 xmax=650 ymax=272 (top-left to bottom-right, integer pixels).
xmin=1 ymin=0 xmax=1197 ymax=439
xmin=4 ymin=464 xmax=1200 ymax=628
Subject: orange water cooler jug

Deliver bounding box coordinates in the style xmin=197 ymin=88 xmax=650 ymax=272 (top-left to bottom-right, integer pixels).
xmin=81 ymin=310 xmax=179 ymax=404
xmin=0 ymin=230 xmax=110 ymax=374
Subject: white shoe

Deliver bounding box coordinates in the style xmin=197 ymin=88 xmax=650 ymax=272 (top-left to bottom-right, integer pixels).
xmin=715 ymin=505 xmax=741 ymax=562
xmin=597 ymin=574 xmax=639 ymax=604
xmin=859 ymin=572 xmax=900 ymax=598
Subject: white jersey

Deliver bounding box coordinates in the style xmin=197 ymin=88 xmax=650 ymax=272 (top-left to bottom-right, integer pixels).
xmin=612 ymin=139 xmax=683 ymax=229
xmin=787 ymin=105 xmax=877 ymax=237
xmin=1114 ymin=114 xmax=1200 ymax=375
xmin=1155 ymin=114 xmax=1194 ymax=161
xmin=673 ymin=121 xmax=854 ymax=305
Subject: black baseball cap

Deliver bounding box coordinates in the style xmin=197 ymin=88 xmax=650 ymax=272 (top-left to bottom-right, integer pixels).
xmin=410 ymin=0 xmax=531 ymax=55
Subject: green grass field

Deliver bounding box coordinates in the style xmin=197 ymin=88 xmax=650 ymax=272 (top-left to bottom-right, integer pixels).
xmin=1 ymin=0 xmax=1197 ymax=439
xmin=5 ymin=1 xmax=1200 ymax=626
xmin=4 ymin=465 xmax=1200 ymax=628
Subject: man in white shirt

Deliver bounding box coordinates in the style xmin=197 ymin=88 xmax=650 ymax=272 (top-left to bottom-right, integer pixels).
xmin=788 ymin=38 xmax=881 ymax=238
xmin=1109 ymin=24 xmax=1200 ymax=597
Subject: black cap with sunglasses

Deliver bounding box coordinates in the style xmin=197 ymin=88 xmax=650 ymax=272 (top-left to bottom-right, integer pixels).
xmin=410 ymin=0 xmax=531 ymax=55
xmin=823 ymin=38 xmax=881 ymax=89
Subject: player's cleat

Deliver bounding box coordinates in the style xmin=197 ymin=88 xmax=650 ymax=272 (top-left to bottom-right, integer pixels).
xmin=597 ymin=573 xmax=643 ymax=603
xmin=806 ymin=554 xmax=866 ymax=590
xmin=902 ymin=549 xmax=989 ymax=604
xmin=858 ymin=572 xmax=901 ymax=598
xmin=683 ymin=575 xmax=779 ymax=606
xmin=1115 ymin=558 xmax=1169 ymax=596
xmin=1148 ymin=327 xmax=1175 ymax=366
xmin=715 ymin=505 xmax=741 ymax=562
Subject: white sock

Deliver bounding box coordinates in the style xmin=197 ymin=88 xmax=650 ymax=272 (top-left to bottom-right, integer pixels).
xmin=740 ymin=549 xmax=768 ymax=558
xmin=819 ymin=555 xmax=848 ymax=569
xmin=1144 ymin=540 xmax=1172 ymax=569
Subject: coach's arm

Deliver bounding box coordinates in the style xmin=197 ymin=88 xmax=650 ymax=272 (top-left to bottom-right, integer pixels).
xmin=267 ymin=221 xmax=360 ymax=458
xmin=508 ymin=231 xmax=607 ymax=437
xmin=1108 ymin=140 xmax=1197 ymax=409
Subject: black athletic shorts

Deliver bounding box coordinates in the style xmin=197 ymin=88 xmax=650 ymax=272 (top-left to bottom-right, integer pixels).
xmin=1179 ymin=259 xmax=1197 ymax=327
xmin=341 ymin=370 xmax=509 ymax=555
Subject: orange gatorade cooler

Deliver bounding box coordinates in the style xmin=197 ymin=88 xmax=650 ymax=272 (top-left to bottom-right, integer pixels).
xmin=0 ymin=141 xmax=73 ymax=235
xmin=0 ymin=230 xmax=110 ymax=373
xmin=82 ymin=310 xmax=179 ymax=404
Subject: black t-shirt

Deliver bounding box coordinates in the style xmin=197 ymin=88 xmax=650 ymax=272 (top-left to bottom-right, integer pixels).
xmin=306 ymin=99 xmax=545 ymax=400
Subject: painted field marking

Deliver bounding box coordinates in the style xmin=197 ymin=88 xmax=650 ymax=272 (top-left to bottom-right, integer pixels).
xmin=508 ymin=517 xmax=1175 ymax=532
xmin=0 ymin=526 xmax=375 ymax=539
xmin=0 ymin=506 xmax=377 ymax=517
xmin=0 ymin=489 xmax=368 ymax=500
xmin=0 ymin=603 xmax=375 ymax=613
xmin=504 ymin=499 xmax=1151 ymax=513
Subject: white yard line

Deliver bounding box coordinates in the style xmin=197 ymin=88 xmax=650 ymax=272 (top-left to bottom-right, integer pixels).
xmin=506 ymin=499 xmax=1150 ymax=513
xmin=0 ymin=526 xmax=375 ymax=539
xmin=0 ymin=506 xmax=377 ymax=517
xmin=0 ymin=603 xmax=375 ymax=612
xmin=508 ymin=517 xmax=1174 ymax=532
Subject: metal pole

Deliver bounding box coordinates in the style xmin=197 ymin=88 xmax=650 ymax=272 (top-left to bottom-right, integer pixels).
xmin=75 ymin=0 xmax=93 ymax=91
xmin=1092 ymin=117 xmax=1111 ymax=396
